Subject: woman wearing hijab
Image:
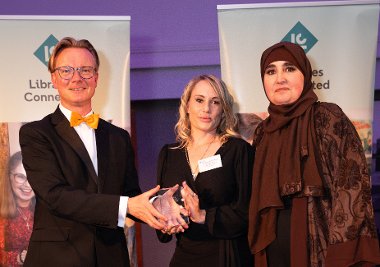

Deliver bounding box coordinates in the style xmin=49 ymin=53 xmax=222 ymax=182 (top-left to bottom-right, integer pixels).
xmin=248 ymin=41 xmax=380 ymax=267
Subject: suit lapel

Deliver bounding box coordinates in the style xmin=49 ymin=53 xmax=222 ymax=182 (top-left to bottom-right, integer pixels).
xmin=95 ymin=119 xmax=109 ymax=192
xmin=51 ymin=107 xmax=99 ymax=186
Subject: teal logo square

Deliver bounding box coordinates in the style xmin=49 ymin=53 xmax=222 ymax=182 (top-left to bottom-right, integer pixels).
xmin=34 ymin=34 xmax=59 ymax=67
xmin=282 ymin=22 xmax=318 ymax=53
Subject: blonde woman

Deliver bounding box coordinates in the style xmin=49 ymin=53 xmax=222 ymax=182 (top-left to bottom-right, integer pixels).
xmin=156 ymin=75 xmax=254 ymax=267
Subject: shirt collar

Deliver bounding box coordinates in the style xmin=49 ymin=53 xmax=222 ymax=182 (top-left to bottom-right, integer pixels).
xmin=59 ymin=104 xmax=94 ymax=122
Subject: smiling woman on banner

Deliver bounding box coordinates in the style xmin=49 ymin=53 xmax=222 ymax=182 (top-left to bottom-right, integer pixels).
xmin=248 ymin=41 xmax=380 ymax=267
xmin=155 ymin=74 xmax=254 ymax=266
xmin=0 ymin=151 xmax=35 ymax=266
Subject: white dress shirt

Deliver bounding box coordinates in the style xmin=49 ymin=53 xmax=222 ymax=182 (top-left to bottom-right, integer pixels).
xmin=59 ymin=104 xmax=128 ymax=227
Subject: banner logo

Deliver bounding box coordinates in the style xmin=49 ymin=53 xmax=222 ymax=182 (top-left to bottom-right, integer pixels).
xmin=282 ymin=22 xmax=318 ymax=53
xmin=34 ymin=34 xmax=59 ymax=67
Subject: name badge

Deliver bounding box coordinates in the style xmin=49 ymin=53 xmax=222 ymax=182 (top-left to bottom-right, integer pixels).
xmin=198 ymin=154 xmax=222 ymax=173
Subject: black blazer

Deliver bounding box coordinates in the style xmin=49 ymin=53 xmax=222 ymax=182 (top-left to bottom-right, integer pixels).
xmin=19 ymin=107 xmax=141 ymax=267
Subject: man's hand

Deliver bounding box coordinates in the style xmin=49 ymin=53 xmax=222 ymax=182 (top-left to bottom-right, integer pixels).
xmin=128 ymin=185 xmax=167 ymax=230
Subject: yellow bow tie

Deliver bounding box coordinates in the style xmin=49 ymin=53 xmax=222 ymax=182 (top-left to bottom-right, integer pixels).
xmin=70 ymin=112 xmax=99 ymax=129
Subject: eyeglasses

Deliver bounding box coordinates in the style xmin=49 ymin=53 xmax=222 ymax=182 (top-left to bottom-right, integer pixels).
xmin=53 ymin=66 xmax=97 ymax=80
xmin=11 ymin=173 xmax=28 ymax=184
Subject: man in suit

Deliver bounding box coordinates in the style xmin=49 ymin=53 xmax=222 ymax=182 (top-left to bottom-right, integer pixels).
xmin=19 ymin=37 xmax=166 ymax=266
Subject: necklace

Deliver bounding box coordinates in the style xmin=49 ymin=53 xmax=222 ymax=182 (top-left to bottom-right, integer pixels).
xmin=17 ymin=207 xmax=31 ymax=231
xmin=185 ymin=136 xmax=216 ymax=179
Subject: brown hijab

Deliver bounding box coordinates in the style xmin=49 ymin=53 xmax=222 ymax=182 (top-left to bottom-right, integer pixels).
xmin=248 ymin=42 xmax=324 ymax=260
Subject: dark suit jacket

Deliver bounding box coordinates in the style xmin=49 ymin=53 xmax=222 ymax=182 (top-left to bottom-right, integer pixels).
xmin=19 ymin=107 xmax=141 ymax=267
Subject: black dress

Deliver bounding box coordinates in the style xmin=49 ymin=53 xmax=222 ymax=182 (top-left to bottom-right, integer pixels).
xmin=156 ymin=137 xmax=254 ymax=267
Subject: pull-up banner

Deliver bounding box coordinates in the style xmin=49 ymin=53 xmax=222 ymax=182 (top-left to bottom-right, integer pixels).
xmin=217 ymin=0 xmax=379 ymax=176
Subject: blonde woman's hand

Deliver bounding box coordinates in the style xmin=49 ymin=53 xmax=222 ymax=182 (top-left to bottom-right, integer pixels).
xmin=181 ymin=181 xmax=206 ymax=224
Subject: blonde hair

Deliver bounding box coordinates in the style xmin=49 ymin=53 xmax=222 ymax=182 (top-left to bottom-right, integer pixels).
xmin=48 ymin=37 xmax=100 ymax=73
xmin=175 ymin=75 xmax=239 ymax=148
